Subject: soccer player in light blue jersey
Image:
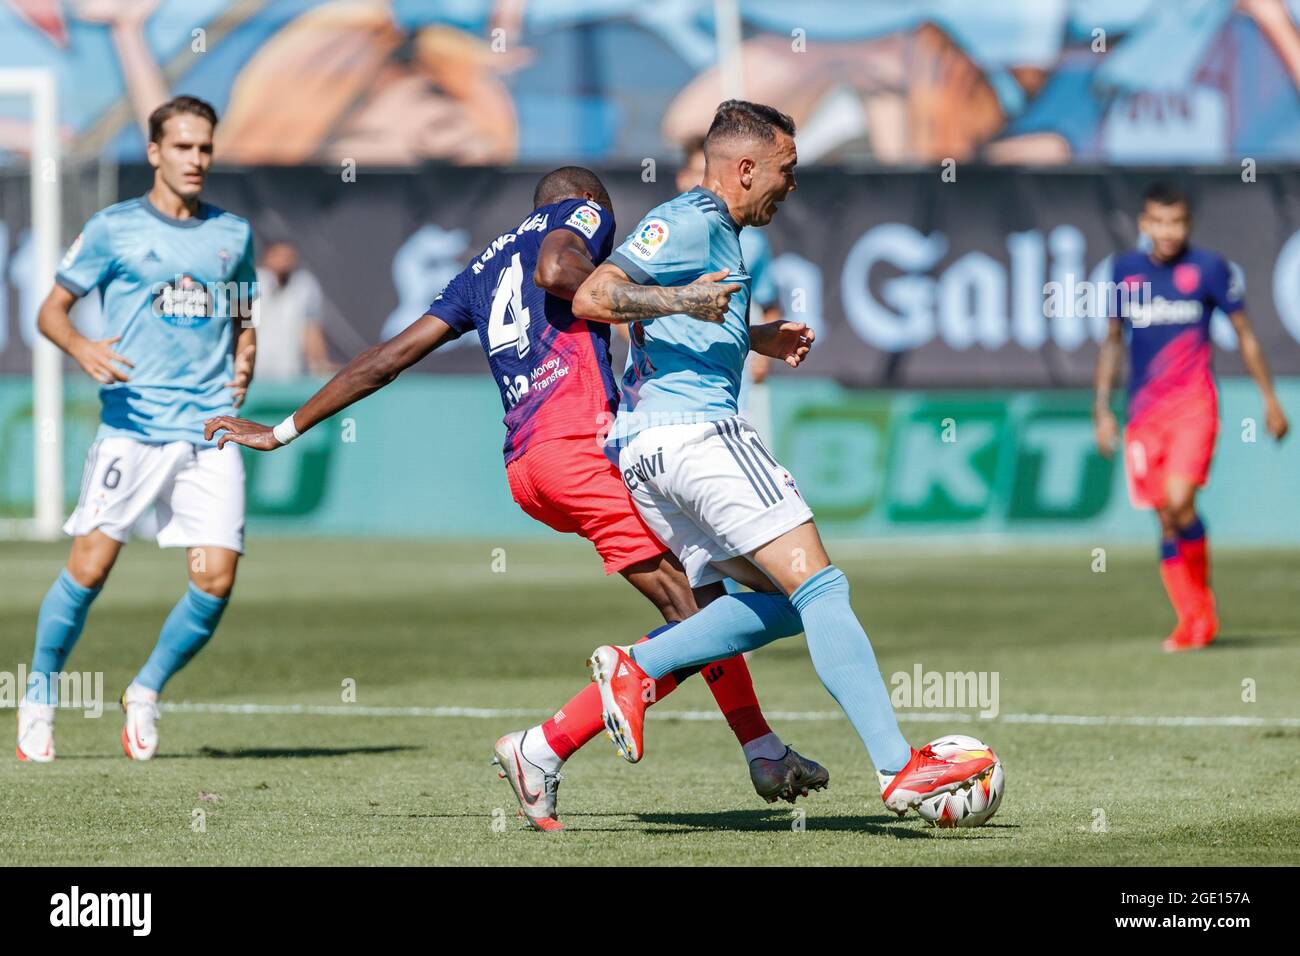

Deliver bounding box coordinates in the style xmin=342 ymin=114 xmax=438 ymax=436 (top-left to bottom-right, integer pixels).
xmin=573 ymin=100 xmax=996 ymax=815
xmin=675 ymin=134 xmax=782 ymax=438
xmin=17 ymin=96 xmax=257 ymax=763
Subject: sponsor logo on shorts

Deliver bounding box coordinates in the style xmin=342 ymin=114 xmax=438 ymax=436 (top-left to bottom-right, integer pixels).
xmin=622 ymin=447 xmax=666 ymax=490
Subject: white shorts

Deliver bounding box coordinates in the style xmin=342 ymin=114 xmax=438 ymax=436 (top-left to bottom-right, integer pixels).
xmin=618 ymin=415 xmax=813 ymax=587
xmin=64 ymin=436 xmax=246 ymax=553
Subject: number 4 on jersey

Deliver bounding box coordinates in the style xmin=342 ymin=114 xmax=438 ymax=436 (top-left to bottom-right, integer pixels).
xmin=488 ymin=252 xmax=532 ymax=358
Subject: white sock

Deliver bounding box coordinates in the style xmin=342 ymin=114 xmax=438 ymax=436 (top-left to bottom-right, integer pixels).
xmin=126 ymin=682 xmax=158 ymax=703
xmin=520 ymin=726 xmax=563 ymax=773
xmin=742 ymin=731 xmax=787 ymax=763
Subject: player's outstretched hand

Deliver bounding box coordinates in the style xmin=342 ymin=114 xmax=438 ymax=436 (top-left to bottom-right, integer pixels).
xmin=1266 ymin=401 xmax=1290 ymax=441
xmin=683 ymin=268 xmax=742 ymax=324
xmin=204 ymin=416 xmax=281 ymax=451
xmin=1094 ymin=410 xmax=1119 ymax=458
xmin=750 ymin=320 xmax=815 ymax=368
xmin=71 ymin=335 xmax=133 ymax=385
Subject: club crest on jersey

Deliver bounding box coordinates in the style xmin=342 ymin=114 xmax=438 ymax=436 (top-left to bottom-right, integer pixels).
xmin=151 ymin=274 xmax=214 ymax=327
xmin=1173 ymin=263 xmax=1200 ymax=295
xmin=564 ymin=204 xmax=601 ymax=239
xmin=628 ymin=219 xmax=669 ymax=260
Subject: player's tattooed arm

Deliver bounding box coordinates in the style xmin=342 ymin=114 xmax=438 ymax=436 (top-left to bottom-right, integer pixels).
xmin=1092 ymin=317 xmax=1125 ymax=457
xmin=534 ymin=230 xmax=596 ymax=301
xmin=1228 ymin=309 xmax=1290 ymax=440
xmin=573 ymin=263 xmax=740 ymax=325
xmin=205 ymin=313 xmax=461 ymax=450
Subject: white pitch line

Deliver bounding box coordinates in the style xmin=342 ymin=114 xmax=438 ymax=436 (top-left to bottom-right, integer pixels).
xmin=158 ymin=701 xmax=1300 ymax=729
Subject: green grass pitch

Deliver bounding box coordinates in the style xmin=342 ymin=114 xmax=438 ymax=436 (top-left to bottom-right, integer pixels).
xmin=1 ymin=537 xmax=1297 ymax=866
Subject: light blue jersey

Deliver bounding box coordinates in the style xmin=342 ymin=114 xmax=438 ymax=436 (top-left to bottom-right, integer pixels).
xmin=606 ymin=186 xmax=749 ymax=442
xmin=741 ymin=227 xmax=778 ymax=312
xmin=56 ymin=195 xmax=256 ymax=445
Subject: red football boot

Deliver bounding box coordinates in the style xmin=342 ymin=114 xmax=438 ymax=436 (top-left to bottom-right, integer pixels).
xmin=879 ymin=743 xmax=996 ymax=815
xmin=587 ymin=645 xmax=651 ymax=763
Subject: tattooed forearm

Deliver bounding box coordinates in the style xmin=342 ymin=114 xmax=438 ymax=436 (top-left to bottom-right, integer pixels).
xmin=573 ymin=263 xmax=738 ymax=325
xmin=578 ymin=272 xmax=736 ymax=326
xmin=599 ymin=281 xmax=711 ymax=323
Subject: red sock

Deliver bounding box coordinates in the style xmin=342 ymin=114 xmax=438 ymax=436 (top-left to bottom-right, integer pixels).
xmin=1176 ymin=518 xmax=1215 ymax=614
xmin=700 ymin=655 xmax=772 ymax=746
xmin=539 ymin=636 xmax=679 ymax=761
xmin=1179 ymin=537 xmax=1207 ymax=589
xmin=1159 ymin=551 xmax=1204 ymax=626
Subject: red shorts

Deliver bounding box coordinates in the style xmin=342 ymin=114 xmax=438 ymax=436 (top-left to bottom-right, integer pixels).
xmin=505 ymin=435 xmax=666 ymax=574
xmin=1124 ymin=409 xmax=1218 ymax=510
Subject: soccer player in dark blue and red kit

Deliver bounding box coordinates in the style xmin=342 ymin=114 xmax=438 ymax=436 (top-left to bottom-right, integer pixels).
xmin=206 ymin=167 xmax=827 ymax=830
xmin=1094 ymin=182 xmax=1289 ymax=652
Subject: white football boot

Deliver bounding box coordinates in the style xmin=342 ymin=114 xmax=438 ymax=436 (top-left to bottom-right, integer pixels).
xmin=120 ymin=684 xmax=160 ymax=761
xmin=16 ymin=698 xmax=56 ymax=763
xmin=492 ymin=729 xmax=564 ymax=832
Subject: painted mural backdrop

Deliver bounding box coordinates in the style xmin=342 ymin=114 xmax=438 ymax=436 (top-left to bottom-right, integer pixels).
xmin=4 ymin=0 xmax=1300 ymax=167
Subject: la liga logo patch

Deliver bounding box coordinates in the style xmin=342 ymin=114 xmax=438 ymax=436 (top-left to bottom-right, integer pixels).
xmin=564 ymin=204 xmax=602 ymax=239
xmin=628 ymin=219 xmax=669 ymax=260
xmin=61 ymin=233 xmax=83 ymax=271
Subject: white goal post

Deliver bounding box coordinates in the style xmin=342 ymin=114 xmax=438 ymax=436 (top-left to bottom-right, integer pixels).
xmin=0 ymin=68 xmax=62 ymax=539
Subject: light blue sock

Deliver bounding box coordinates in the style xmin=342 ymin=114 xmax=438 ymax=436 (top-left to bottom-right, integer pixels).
xmin=134 ymin=583 xmax=229 ymax=693
xmin=629 ymin=590 xmax=802 ymax=679
xmin=791 ymin=565 xmax=911 ymax=772
xmin=26 ymin=570 xmax=101 ymax=705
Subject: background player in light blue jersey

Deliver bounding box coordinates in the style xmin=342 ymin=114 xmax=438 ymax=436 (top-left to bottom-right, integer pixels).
xmin=573 ymin=100 xmax=996 ymax=815
xmin=18 ymin=96 xmax=257 ymax=764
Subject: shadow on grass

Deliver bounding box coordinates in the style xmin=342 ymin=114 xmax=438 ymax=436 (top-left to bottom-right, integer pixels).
xmin=1209 ymin=634 xmax=1294 ymax=649
xmin=191 ymin=744 xmax=421 ymax=759
xmin=406 ymin=808 xmax=981 ymax=836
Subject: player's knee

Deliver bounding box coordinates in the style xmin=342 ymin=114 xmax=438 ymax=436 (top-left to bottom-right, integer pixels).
xmin=65 ymin=557 xmax=111 ymax=590
xmin=1166 ymin=491 xmax=1196 ymax=525
xmin=656 ymin=583 xmax=696 ymax=623
xmin=623 ymin=555 xmax=697 ymax=622
xmin=191 ymin=567 xmax=236 ymax=600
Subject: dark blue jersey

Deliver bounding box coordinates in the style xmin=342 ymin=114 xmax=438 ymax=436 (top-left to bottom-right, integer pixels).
xmin=428 ymin=199 xmax=617 ymax=462
xmin=1110 ymin=245 xmax=1241 ymax=425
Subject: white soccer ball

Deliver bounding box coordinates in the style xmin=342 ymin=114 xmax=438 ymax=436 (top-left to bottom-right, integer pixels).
xmin=915 ymin=734 xmax=1004 ymax=829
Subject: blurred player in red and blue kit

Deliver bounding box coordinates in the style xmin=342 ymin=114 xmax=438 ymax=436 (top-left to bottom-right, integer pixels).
xmin=1094 ymin=182 xmax=1289 ymax=652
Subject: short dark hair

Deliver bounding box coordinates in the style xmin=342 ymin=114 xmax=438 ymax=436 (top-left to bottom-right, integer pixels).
xmin=1143 ymin=181 xmax=1190 ymax=211
xmin=533 ymin=166 xmax=611 ymax=210
xmin=148 ymin=95 xmax=219 ymax=144
xmin=704 ymin=99 xmax=796 ymax=151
